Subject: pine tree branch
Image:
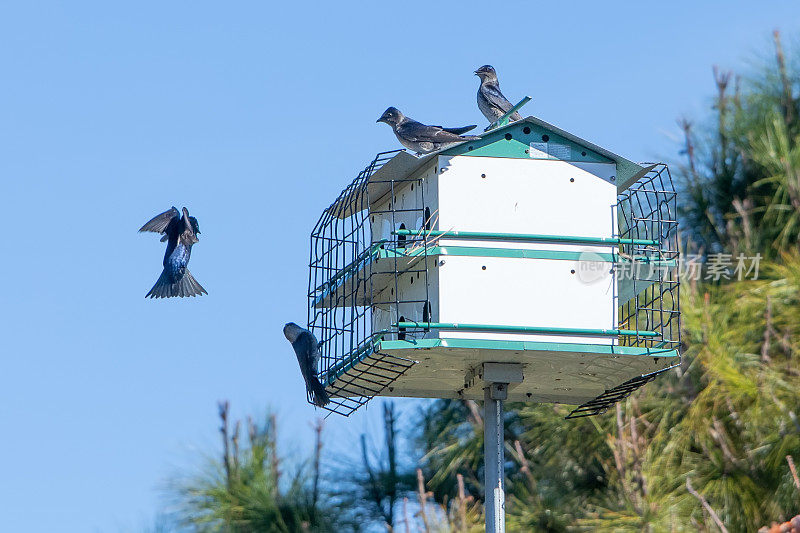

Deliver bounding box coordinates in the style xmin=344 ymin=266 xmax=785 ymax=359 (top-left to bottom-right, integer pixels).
xmin=787 ymin=455 xmax=800 ymax=491
xmin=218 ymin=400 xmax=231 ymax=487
xmin=773 ymin=30 xmax=795 ymax=128
xmin=416 ymin=468 xmax=431 ymax=533
xmin=686 ymin=477 xmax=729 ymax=533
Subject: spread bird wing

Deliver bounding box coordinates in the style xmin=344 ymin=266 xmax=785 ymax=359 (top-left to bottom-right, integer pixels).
xmin=439 ymin=125 xmax=477 ymax=135
xmin=139 ymin=207 xmax=179 ymax=234
xmin=399 ymin=121 xmax=469 ymax=143
xmin=481 ymin=84 xmax=515 ymax=114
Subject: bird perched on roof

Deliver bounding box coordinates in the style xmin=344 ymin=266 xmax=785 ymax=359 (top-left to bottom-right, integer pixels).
xmin=475 ymin=65 xmax=522 ymax=125
xmin=283 ymin=322 xmax=330 ymax=407
xmin=377 ymin=107 xmax=480 ymax=155
xmin=139 ymin=206 xmax=207 ymax=298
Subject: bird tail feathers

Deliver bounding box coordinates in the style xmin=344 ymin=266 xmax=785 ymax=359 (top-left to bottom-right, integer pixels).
xmin=307 ymin=375 xmax=330 ymax=407
xmin=146 ymin=269 xmax=208 ymax=298
xmin=442 ymin=125 xmax=477 ymax=135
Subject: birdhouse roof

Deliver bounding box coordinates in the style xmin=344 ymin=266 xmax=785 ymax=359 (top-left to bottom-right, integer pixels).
xmin=332 ymin=116 xmax=655 ymax=218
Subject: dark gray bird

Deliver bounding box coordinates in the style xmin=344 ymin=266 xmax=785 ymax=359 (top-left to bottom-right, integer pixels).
xmin=283 ymin=322 xmax=330 ymax=407
xmin=377 ymin=107 xmax=480 ymax=155
xmin=475 ymin=65 xmax=522 ymax=124
xmin=139 ymin=206 xmax=207 ymax=298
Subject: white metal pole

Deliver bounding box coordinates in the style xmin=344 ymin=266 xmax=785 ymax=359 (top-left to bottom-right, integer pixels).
xmin=484 ymin=385 xmax=505 ymax=533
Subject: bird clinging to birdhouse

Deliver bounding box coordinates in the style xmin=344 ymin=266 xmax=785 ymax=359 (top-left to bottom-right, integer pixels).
xmin=283 ymin=322 xmax=330 ymax=407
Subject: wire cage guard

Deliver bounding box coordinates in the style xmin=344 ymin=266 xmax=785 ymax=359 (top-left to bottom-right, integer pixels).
xmin=308 ymin=135 xmax=680 ymax=417
xmin=308 ymin=150 xmax=423 ymax=416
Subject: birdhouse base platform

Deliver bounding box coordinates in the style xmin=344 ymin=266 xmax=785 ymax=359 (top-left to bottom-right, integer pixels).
xmin=322 ymin=338 xmax=678 ymax=415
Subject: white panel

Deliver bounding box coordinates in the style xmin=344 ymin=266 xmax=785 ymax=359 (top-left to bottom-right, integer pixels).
xmin=435 ymin=156 xmax=617 ymax=253
xmin=571 ymin=161 xmax=618 ymax=184
xmin=438 ymin=255 xmax=616 ymax=344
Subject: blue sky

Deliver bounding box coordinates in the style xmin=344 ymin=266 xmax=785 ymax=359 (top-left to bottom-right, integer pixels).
xmin=1 ymin=1 xmax=798 ymax=531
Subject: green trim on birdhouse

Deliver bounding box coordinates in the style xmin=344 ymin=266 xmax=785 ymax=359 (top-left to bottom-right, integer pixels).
xmin=436 ymin=116 xmax=648 ymax=191
xmin=394 ymin=322 xmax=659 ymax=338
xmin=393 ymin=246 xmax=616 ymax=262
xmin=442 ymin=121 xmax=613 ymax=164
xmin=377 ymin=337 xmax=680 ymax=358
xmin=380 ymin=245 xmax=676 ymax=265
xmin=393 ymin=229 xmax=658 ymax=247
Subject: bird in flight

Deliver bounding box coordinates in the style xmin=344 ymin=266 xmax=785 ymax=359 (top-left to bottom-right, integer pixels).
xmin=139 ymin=206 xmax=207 ymax=298
xmin=283 ymin=322 xmax=330 ymax=407
xmin=377 ymin=107 xmax=479 ymax=155
xmin=475 ymin=65 xmax=522 ymax=125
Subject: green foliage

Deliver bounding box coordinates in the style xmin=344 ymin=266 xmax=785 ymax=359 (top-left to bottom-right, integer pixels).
xmin=677 ymin=32 xmax=800 ymax=257
xmin=169 ymin=403 xmax=343 ymax=533
xmin=411 ymin=255 xmax=800 ymax=532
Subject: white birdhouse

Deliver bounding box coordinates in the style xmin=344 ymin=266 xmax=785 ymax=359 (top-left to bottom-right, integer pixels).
xmin=309 ymin=116 xmax=680 ymax=417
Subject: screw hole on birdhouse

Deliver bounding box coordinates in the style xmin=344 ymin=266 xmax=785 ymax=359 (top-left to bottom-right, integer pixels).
xmin=523 ymin=126 xmax=531 ymax=134
xmin=542 ymin=134 xmax=550 ymax=142
xmin=570 ymin=269 xmax=576 ymax=274
xmin=481 ymin=173 xmax=486 ymax=179
xmin=610 ymin=176 xmax=616 ymax=181
xmin=581 ymin=151 xmax=587 ymax=156
xmin=482 ymin=265 xmax=487 ymax=270
xmin=570 ymin=178 xmax=575 ymax=183
xmin=504 ymin=133 xmax=512 ymax=140
xmin=468 ymin=146 xmax=474 ymax=151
